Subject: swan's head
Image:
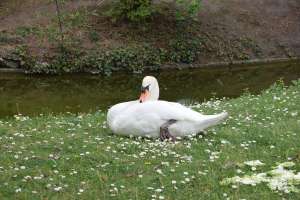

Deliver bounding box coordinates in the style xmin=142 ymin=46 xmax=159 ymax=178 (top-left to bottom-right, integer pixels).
xmin=139 ymin=76 xmax=159 ymax=103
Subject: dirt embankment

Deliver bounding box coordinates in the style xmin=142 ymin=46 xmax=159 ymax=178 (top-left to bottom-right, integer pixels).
xmin=199 ymin=0 xmax=300 ymax=59
xmin=0 ymin=0 xmax=299 ymax=71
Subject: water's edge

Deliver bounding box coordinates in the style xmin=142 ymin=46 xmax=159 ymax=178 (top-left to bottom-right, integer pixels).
xmin=0 ymin=57 xmax=299 ymax=74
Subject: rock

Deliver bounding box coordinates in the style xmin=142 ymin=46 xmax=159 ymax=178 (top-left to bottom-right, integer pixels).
xmin=0 ymin=57 xmax=20 ymax=68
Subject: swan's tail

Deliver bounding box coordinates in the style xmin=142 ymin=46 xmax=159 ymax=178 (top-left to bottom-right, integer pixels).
xmin=198 ymin=112 xmax=228 ymax=130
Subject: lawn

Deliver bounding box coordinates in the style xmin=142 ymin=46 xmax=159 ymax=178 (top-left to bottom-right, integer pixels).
xmin=0 ymin=80 xmax=299 ymax=199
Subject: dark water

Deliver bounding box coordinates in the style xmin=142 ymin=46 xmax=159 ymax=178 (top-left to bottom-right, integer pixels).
xmin=1 ymin=62 xmax=300 ymax=118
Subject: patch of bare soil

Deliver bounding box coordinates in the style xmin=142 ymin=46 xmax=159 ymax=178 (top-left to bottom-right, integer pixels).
xmin=199 ymin=0 xmax=300 ymax=58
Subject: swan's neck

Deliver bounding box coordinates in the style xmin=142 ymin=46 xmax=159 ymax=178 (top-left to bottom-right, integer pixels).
xmin=149 ymin=84 xmax=159 ymax=101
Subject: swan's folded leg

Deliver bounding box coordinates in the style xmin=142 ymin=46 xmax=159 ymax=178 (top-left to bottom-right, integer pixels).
xmin=160 ymin=119 xmax=177 ymax=142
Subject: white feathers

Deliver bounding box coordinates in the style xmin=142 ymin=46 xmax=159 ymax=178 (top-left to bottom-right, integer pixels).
xmin=107 ymin=76 xmax=228 ymax=138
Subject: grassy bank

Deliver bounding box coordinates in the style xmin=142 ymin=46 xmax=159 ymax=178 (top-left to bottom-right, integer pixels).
xmin=0 ymin=80 xmax=300 ymax=199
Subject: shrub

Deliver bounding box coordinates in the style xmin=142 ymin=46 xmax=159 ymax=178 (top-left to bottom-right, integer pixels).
xmin=108 ymin=0 xmax=153 ymax=22
xmin=18 ymin=37 xmax=203 ymax=75
xmin=175 ymin=0 xmax=202 ymax=20
xmin=109 ymin=0 xmax=202 ymax=22
xmin=79 ymin=45 xmax=165 ymax=75
xmin=169 ymin=37 xmax=202 ymax=63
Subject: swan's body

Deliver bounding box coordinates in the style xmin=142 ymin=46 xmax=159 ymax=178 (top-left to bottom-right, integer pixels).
xmin=107 ymin=76 xmax=228 ymax=139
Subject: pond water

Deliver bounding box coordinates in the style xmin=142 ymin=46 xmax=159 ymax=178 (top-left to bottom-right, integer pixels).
xmin=1 ymin=62 xmax=300 ymax=118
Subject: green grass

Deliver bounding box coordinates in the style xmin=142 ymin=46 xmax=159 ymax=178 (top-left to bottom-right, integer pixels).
xmin=0 ymin=80 xmax=300 ymax=199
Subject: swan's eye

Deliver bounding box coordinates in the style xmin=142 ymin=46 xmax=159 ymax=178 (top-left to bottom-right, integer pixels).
xmin=141 ymin=84 xmax=150 ymax=93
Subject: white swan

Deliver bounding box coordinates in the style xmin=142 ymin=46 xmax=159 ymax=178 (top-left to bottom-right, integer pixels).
xmin=107 ymin=76 xmax=228 ymax=140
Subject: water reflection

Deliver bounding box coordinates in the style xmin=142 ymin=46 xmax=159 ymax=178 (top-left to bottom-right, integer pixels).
xmin=0 ymin=62 xmax=300 ymax=117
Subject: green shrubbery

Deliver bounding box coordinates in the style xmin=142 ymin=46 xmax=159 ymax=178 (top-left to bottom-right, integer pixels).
xmin=17 ymin=37 xmax=203 ymax=75
xmin=78 ymin=45 xmax=166 ymax=75
xmin=109 ymin=0 xmax=154 ymax=22
xmin=169 ymin=37 xmax=202 ymax=63
xmin=109 ymin=0 xmax=202 ymax=22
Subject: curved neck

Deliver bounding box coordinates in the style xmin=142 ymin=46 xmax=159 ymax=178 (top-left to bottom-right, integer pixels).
xmin=149 ymin=83 xmax=159 ymax=101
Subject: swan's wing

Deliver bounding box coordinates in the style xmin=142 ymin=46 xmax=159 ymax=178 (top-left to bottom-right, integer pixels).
xmin=107 ymin=100 xmax=138 ymax=123
xmin=162 ymin=101 xmax=204 ymax=120
xmin=108 ymin=100 xmax=138 ymax=113
xmin=126 ymin=101 xmax=203 ymax=122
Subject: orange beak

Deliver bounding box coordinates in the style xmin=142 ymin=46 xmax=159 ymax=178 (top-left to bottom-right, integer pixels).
xmin=139 ymin=90 xmax=149 ymax=103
